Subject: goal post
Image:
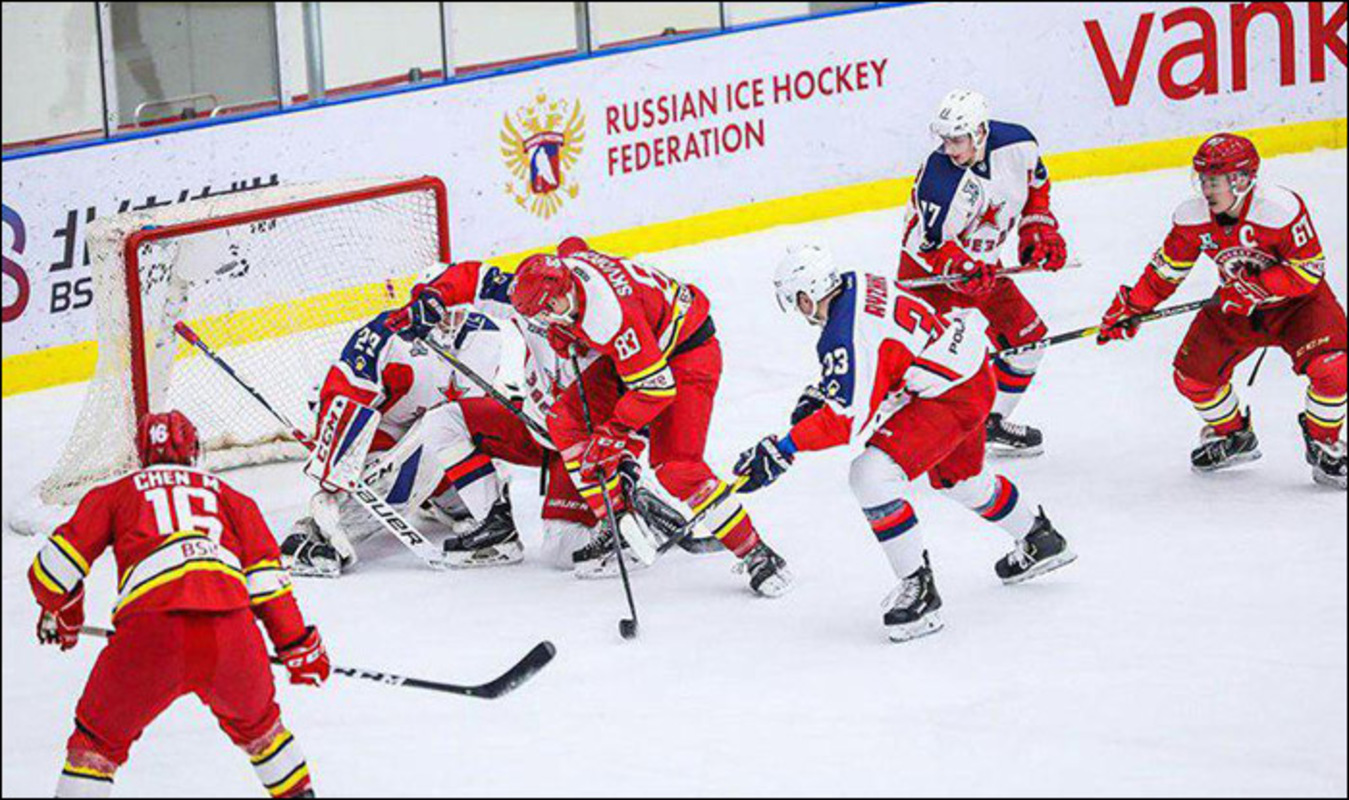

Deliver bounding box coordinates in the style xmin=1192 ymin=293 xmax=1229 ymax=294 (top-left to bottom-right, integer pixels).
xmin=11 ymin=176 xmax=449 ymax=533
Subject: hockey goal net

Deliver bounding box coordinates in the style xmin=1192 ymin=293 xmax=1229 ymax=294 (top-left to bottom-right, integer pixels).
xmin=17 ymin=176 xmax=449 ymax=527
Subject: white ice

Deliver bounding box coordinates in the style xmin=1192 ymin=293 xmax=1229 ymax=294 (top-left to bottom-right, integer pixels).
xmin=4 ymin=149 xmax=1347 ymax=796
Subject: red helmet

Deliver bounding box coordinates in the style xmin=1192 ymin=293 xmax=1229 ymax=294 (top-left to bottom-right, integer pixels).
xmin=136 ymin=410 xmax=200 ymax=468
xmin=556 ymin=236 xmax=590 ymax=258
xmin=1193 ymin=133 xmax=1260 ymax=177
xmin=511 ymin=254 xmax=575 ymax=321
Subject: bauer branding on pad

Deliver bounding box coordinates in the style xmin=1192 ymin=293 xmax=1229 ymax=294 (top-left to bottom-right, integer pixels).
xmin=307 ymin=396 xmax=382 ymax=492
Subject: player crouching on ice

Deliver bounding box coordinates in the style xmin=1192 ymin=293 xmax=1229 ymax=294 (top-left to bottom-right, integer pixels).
xmin=29 ymin=411 xmax=328 ymax=798
xmin=285 ymin=301 xmax=525 ymax=575
xmin=734 ymin=245 xmax=1076 ymax=641
xmin=507 ymin=239 xmax=793 ymax=596
xmin=388 ymin=256 xmax=701 ymax=579
xmin=1098 ymin=133 xmax=1347 ymax=489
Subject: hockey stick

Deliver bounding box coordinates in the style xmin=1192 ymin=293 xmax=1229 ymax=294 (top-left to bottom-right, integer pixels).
xmin=172 ymin=322 xmax=445 ymax=570
xmin=418 ymin=335 xmax=555 ymax=447
xmin=996 ymin=297 xmax=1217 ymax=359
xmin=79 ymin=626 xmax=556 ymax=700
xmin=569 ymin=350 xmax=640 ymax=640
xmin=655 ymin=473 xmax=750 ymax=556
xmin=897 ymin=258 xmax=1082 ymax=290
xmin=1247 ymin=348 xmax=1270 ymax=388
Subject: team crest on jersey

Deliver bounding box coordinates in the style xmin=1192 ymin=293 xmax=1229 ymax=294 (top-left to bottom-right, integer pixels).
xmin=1198 ymin=233 xmax=1219 ymax=251
xmin=501 ymin=91 xmax=586 ymax=219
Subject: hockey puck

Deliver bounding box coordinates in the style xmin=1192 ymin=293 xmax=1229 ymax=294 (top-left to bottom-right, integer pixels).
xmin=619 ymin=619 xmax=638 ymax=639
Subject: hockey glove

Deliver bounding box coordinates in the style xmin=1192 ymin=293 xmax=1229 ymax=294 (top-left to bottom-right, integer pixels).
xmin=1218 ymin=274 xmax=1270 ymax=317
xmin=1018 ymin=215 xmax=1067 ymax=271
xmin=734 ymin=435 xmax=796 ymax=494
xmin=278 ymin=626 xmax=331 ymax=687
xmin=579 ymin=423 xmax=633 ymax=484
xmin=928 ymin=241 xmax=998 ymax=296
xmin=791 ymin=385 xmax=828 ymax=426
xmin=36 ymin=585 xmax=84 ymax=651
xmin=1098 ymin=285 xmax=1150 ymax=344
xmin=388 ymin=283 xmax=447 ymax=341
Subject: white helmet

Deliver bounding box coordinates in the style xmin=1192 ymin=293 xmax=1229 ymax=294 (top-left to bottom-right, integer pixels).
xmin=930 ymin=89 xmax=990 ymax=144
xmin=775 ymin=244 xmax=842 ymax=322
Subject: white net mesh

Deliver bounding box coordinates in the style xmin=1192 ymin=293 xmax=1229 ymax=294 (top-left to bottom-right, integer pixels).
xmin=32 ymin=177 xmax=447 ymax=509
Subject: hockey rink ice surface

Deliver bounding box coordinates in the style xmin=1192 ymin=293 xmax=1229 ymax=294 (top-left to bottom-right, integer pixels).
xmin=4 ymin=150 xmax=1346 ymax=796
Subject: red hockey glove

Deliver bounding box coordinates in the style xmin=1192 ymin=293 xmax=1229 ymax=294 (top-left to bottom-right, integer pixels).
xmin=1097 ymin=285 xmax=1151 ymax=344
xmin=1018 ymin=216 xmax=1067 ymax=272
xmin=579 ymin=423 xmax=633 ymax=483
xmin=36 ymin=585 xmax=84 ymax=651
xmin=927 ymin=241 xmax=998 ymax=296
xmin=278 ymin=627 xmax=331 ymax=687
xmin=1218 ymin=273 xmax=1271 ymax=317
xmin=547 ymin=325 xmax=584 ymax=358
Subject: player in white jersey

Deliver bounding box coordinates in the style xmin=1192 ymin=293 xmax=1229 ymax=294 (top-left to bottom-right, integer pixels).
xmin=733 ymin=245 xmax=1075 ymax=641
xmin=283 ymin=303 xmax=517 ymax=575
xmin=899 ymin=89 xmax=1070 ymax=457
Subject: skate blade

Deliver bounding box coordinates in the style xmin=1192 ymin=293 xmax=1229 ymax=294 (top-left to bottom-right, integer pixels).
xmin=574 ymin=556 xmax=649 ymax=580
xmin=987 ymin=443 xmax=1045 ymax=459
xmin=1192 ymin=449 xmax=1263 ymax=474
xmin=887 ymin=611 xmax=944 ymax=643
xmin=1001 ymin=550 xmax=1078 ymax=586
xmin=1313 ymin=471 xmax=1347 ymax=491
xmin=289 ymin=562 xmax=342 ymax=579
xmin=440 ymin=544 xmax=524 ymax=570
xmin=752 ymin=571 xmax=795 ymax=599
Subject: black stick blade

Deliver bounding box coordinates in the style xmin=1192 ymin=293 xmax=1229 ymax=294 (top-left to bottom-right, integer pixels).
xmin=461 ymin=640 xmax=558 ymax=699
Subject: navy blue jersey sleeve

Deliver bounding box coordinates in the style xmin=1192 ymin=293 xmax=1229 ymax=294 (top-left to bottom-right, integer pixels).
xmin=338 ymin=313 xmax=399 ymax=385
xmin=912 ymin=152 xmax=965 ymax=251
xmin=814 ymin=273 xmax=859 ymax=407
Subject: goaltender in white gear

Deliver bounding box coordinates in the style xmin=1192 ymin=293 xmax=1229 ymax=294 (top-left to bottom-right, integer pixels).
xmin=286 ymin=303 xmax=517 ymax=576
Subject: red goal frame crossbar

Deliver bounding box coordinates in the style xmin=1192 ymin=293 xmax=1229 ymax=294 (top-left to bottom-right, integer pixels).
xmin=121 ymin=176 xmax=451 ymax=428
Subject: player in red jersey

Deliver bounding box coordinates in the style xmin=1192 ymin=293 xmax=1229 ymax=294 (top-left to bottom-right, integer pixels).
xmin=506 ymin=237 xmax=793 ymax=596
xmin=1099 ymin=133 xmax=1347 ymax=489
xmin=28 ymin=411 xmax=329 ymax=798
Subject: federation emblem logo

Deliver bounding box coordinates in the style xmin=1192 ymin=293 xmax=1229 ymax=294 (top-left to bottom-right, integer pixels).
xmin=501 ymin=91 xmax=586 ymax=219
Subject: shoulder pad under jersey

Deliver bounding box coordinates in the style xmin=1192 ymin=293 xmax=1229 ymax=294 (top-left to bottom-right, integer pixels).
xmin=1171 ymin=196 xmax=1212 ymax=227
xmin=985 ymin=120 xmax=1038 ymax=152
xmin=478 ymin=265 xmax=515 ymax=305
xmin=1245 ymin=185 xmax=1303 ymax=229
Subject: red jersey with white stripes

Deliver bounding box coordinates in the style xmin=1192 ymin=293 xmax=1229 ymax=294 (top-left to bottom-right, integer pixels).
xmin=1132 ymin=184 xmax=1327 ymax=309
xmin=28 ymin=466 xmax=304 ymax=642
xmin=557 ymin=248 xmax=712 ymax=431
xmin=790 ymin=271 xmax=990 ymax=452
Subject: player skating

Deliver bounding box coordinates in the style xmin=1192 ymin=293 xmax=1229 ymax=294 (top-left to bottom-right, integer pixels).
xmin=899 ymin=89 xmax=1071 ymax=457
xmin=284 ymin=302 xmax=527 ymax=574
xmin=502 ymin=238 xmax=793 ymax=596
xmin=28 ymin=411 xmax=328 ymax=797
xmin=733 ymin=245 xmax=1075 ymax=640
xmin=1097 ymin=133 xmax=1347 ymax=489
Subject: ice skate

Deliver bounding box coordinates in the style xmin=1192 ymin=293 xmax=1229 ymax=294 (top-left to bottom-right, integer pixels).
xmin=995 ymin=509 xmax=1076 ymax=585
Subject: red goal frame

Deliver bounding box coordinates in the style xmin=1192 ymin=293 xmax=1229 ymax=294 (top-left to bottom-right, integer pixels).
xmin=120 ymin=176 xmax=451 ymax=427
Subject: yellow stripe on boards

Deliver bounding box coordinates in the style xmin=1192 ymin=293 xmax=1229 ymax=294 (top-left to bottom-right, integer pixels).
xmin=3 ymin=118 xmax=1343 ymax=397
